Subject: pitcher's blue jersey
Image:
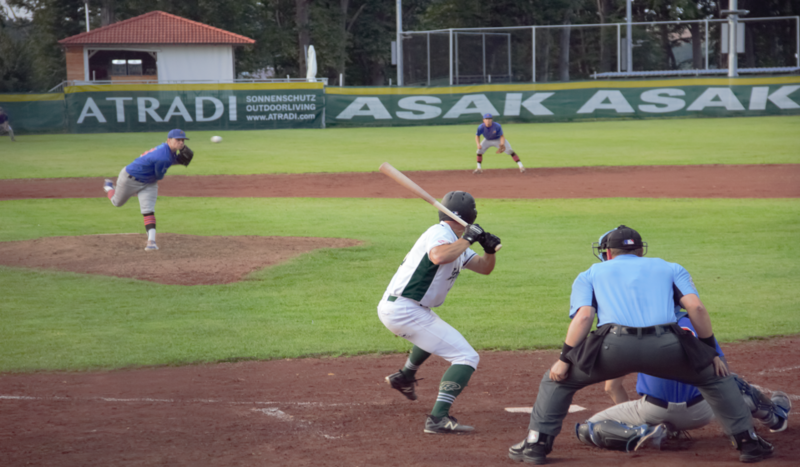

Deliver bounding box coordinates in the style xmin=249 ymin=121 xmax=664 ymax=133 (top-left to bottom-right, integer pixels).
xmin=477 ymin=122 xmax=503 ymax=140
xmin=636 ymin=315 xmax=724 ymax=403
xmin=125 ymin=143 xmax=177 ymax=184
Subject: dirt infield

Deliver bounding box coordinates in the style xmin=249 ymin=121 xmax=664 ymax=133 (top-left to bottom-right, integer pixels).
xmin=2 ymin=164 xmax=799 ymax=200
xmin=1 ymin=338 xmax=798 ymax=467
xmin=1 ymin=165 xmax=798 ymax=466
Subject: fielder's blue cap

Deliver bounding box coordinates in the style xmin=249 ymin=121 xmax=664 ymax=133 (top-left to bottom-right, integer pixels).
xmin=168 ymin=129 xmax=189 ymax=139
xmin=483 ymin=113 xmax=493 ymax=119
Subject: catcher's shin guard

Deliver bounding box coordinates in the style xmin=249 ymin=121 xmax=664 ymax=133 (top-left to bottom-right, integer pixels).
xmin=574 ymin=420 xmax=646 ymax=452
xmin=733 ymin=374 xmax=788 ymax=430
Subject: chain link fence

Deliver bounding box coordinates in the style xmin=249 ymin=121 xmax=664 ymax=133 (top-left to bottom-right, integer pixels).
xmin=402 ymin=16 xmax=799 ymax=85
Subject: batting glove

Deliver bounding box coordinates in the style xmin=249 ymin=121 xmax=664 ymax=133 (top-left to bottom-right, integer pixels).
xmin=461 ymin=224 xmax=484 ymax=244
xmin=480 ymin=232 xmax=501 ymax=254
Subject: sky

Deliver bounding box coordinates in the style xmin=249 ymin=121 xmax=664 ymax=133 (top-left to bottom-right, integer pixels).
xmin=1 ymin=0 xmax=32 ymax=20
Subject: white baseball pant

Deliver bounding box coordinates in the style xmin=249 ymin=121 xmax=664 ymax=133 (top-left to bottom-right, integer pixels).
xmin=377 ymin=294 xmax=480 ymax=370
xmin=110 ymin=168 xmax=159 ymax=214
xmin=588 ymin=395 xmax=714 ymax=431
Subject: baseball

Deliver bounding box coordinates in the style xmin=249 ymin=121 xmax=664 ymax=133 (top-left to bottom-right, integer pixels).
xmin=210 ymin=136 xmax=222 ymax=143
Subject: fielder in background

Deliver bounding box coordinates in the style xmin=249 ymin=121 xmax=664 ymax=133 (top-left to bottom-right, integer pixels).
xmin=0 ymin=106 xmax=15 ymax=141
xmin=103 ymin=129 xmax=193 ymax=251
xmin=508 ymin=225 xmax=775 ymax=464
xmin=474 ymin=113 xmax=524 ymax=174
xmin=379 ymin=191 xmax=501 ymax=434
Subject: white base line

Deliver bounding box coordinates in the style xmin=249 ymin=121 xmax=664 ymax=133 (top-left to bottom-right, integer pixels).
xmin=758 ymin=365 xmax=800 ymax=375
xmin=750 ymin=385 xmax=800 ymax=401
xmin=0 ymin=395 xmax=360 ymax=406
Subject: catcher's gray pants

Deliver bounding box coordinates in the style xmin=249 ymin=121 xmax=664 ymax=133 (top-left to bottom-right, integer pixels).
xmin=588 ymin=395 xmax=714 ymax=432
xmin=528 ymin=329 xmax=753 ymax=438
xmin=110 ymin=168 xmax=158 ymax=214
xmin=476 ymin=137 xmax=513 ymax=155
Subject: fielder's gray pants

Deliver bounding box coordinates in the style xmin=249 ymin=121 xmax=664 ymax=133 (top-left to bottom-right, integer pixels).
xmin=529 ymin=330 xmax=753 ymax=438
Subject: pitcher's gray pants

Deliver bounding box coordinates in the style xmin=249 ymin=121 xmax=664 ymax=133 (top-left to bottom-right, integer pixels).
xmin=529 ymin=330 xmax=753 ymax=438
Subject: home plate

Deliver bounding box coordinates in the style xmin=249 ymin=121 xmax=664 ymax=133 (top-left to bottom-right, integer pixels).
xmin=505 ymin=405 xmax=586 ymax=414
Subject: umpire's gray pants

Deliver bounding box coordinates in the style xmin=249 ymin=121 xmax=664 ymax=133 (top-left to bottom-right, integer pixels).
xmin=529 ymin=330 xmax=753 ymax=438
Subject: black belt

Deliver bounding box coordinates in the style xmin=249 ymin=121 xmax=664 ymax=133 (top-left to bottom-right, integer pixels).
xmin=127 ymin=174 xmax=144 ymax=183
xmin=609 ymin=324 xmax=675 ymax=335
xmin=387 ymin=295 xmax=398 ymax=302
xmin=645 ymin=394 xmax=704 ymax=409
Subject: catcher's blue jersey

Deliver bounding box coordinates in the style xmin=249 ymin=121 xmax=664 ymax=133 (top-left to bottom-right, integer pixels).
xmin=636 ymin=315 xmax=725 ymax=403
xmin=476 ymin=122 xmax=503 ymax=140
xmin=125 ymin=143 xmax=177 ymax=184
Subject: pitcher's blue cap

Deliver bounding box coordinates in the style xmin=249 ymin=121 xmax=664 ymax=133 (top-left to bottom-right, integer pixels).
xmin=483 ymin=113 xmax=493 ymax=119
xmin=168 ymin=129 xmax=189 ymax=139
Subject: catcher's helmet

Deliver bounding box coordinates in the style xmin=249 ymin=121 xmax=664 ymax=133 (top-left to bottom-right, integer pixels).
xmin=592 ymin=225 xmax=647 ymax=262
xmin=439 ymin=191 xmax=477 ymax=225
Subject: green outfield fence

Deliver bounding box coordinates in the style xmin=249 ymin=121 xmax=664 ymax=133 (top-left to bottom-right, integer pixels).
xmin=1 ymin=77 xmax=798 ymax=135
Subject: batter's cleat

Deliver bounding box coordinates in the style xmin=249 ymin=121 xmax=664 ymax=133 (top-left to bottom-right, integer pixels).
xmin=144 ymin=240 xmax=159 ymax=251
xmin=424 ymin=414 xmax=473 ymax=434
xmin=769 ymin=391 xmax=791 ymax=432
xmin=519 ymin=166 xmax=526 ymax=173
xmin=103 ymin=179 xmax=115 ymax=193
xmin=634 ymin=423 xmax=667 ymax=451
xmin=508 ymin=432 xmax=553 ymax=464
xmin=385 ymin=371 xmax=419 ymax=401
xmin=473 ymin=168 xmax=483 ymax=174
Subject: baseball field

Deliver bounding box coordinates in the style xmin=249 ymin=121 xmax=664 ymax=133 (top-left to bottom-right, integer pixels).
xmin=0 ymin=115 xmax=799 ymax=466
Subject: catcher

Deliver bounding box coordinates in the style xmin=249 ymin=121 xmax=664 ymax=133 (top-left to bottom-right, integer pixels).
xmin=102 ymin=129 xmax=193 ymax=251
xmin=576 ymin=311 xmax=791 ymax=453
xmin=473 ymin=113 xmax=524 ymax=174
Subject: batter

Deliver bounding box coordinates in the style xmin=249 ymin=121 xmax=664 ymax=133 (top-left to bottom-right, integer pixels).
xmin=378 ymin=191 xmax=501 ymax=433
xmin=103 ymin=129 xmax=193 ymax=251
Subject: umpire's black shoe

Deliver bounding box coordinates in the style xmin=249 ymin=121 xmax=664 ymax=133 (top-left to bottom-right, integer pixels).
xmin=733 ymin=431 xmax=774 ymax=463
xmin=423 ymin=414 xmax=474 ymax=434
xmin=385 ymin=370 xmax=418 ymax=401
xmin=508 ymin=432 xmax=553 ymax=464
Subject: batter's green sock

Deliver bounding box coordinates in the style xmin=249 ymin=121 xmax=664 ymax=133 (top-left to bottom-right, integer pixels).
xmin=400 ymin=346 xmax=430 ymax=380
xmin=431 ymin=364 xmax=475 ymax=418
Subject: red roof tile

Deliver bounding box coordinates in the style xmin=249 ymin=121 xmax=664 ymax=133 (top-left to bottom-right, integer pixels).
xmin=58 ymin=11 xmax=255 ymax=45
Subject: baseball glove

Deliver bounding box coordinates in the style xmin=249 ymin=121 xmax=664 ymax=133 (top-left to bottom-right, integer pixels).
xmin=176 ymin=145 xmax=194 ymax=166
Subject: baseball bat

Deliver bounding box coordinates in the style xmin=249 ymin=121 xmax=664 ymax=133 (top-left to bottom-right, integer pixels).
xmin=379 ymin=162 xmax=501 ymax=251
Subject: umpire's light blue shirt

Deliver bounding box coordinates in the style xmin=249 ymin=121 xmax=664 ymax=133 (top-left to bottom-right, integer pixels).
xmin=569 ymin=255 xmax=698 ymax=327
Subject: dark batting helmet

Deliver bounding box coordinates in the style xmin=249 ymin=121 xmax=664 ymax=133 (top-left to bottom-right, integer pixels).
xmin=592 ymin=225 xmax=647 ymax=262
xmin=439 ymin=191 xmax=477 ymax=225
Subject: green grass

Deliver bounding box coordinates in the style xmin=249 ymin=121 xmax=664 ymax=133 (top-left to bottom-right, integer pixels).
xmin=1 ymin=115 xmax=798 ymax=179
xmin=1 ymin=197 xmax=798 ymax=372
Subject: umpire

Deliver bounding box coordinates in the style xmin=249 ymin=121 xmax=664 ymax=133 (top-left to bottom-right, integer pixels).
xmin=508 ymin=225 xmax=774 ymax=464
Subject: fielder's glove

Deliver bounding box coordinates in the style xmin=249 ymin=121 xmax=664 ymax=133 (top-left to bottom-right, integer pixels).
xmin=461 ymin=224 xmax=484 ymax=244
xmin=176 ymin=145 xmax=194 ymax=166
xmin=479 ymin=232 xmax=501 ymax=254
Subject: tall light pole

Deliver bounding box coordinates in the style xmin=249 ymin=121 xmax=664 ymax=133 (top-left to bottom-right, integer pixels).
xmin=721 ymin=0 xmax=749 ymax=77
xmin=396 ymin=0 xmax=403 ymax=86
xmin=626 ymin=0 xmax=632 ymax=73
xmin=85 ymin=1 xmax=91 ymax=32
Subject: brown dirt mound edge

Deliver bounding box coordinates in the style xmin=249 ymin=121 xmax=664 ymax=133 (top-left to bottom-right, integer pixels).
xmin=0 ymin=233 xmax=363 ymax=285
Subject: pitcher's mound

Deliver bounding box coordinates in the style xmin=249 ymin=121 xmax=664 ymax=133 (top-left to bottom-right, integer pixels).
xmin=0 ymin=233 xmax=362 ymax=285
